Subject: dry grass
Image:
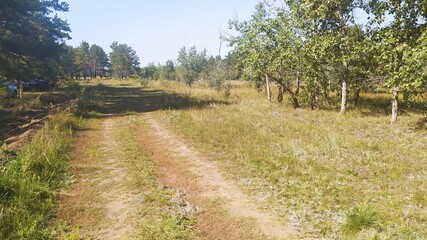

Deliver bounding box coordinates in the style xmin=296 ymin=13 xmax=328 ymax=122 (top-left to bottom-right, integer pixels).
xmin=149 ymin=80 xmax=427 ymax=239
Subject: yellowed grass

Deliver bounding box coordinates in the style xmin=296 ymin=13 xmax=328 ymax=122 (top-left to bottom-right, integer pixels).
xmin=150 ymin=80 xmax=427 ymax=239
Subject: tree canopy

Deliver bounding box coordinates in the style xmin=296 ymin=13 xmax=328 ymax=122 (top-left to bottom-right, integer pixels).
xmin=109 ymin=42 xmax=140 ymax=79
xmin=0 ymin=0 xmax=70 ymax=83
xmin=228 ymin=0 xmax=427 ymax=122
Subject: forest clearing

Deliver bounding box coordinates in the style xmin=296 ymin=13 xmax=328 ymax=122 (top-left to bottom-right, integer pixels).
xmin=2 ymin=79 xmax=426 ymax=239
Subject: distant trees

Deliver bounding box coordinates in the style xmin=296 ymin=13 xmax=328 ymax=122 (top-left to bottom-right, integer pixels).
xmin=141 ymin=62 xmax=160 ymax=80
xmin=109 ymin=42 xmax=140 ymax=79
xmin=74 ymin=41 xmax=90 ymax=79
xmin=160 ymin=60 xmax=176 ymax=80
xmin=177 ymin=46 xmax=210 ymax=87
xmin=57 ymin=41 xmax=136 ymax=80
xmin=89 ymin=44 xmax=109 ymax=78
xmin=0 ymin=0 xmax=70 ymax=97
xmin=137 ymin=47 xmax=242 ymax=94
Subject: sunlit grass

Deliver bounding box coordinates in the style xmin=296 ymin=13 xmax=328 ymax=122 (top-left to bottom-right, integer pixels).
xmin=120 ymin=115 xmax=194 ymax=240
xmin=149 ymin=80 xmax=427 ymax=239
xmin=0 ymin=113 xmax=81 ymax=239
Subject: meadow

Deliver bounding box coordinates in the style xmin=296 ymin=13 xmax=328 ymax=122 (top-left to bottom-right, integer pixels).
xmin=0 ymin=78 xmax=426 ymax=239
xmin=150 ymin=80 xmax=427 ymax=239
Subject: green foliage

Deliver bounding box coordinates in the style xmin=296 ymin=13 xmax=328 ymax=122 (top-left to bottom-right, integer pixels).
xmin=58 ymin=45 xmax=77 ymax=80
xmin=89 ymin=44 xmax=109 ymax=78
xmin=0 ymin=0 xmax=70 ymax=81
xmin=74 ymin=41 xmax=90 ymax=79
xmin=177 ymin=46 xmax=209 ymax=87
xmin=139 ymin=213 xmax=193 ymax=240
xmin=342 ymin=206 xmax=382 ymax=233
xmin=109 ymin=42 xmax=140 ymax=79
xmin=0 ymin=113 xmax=80 ymax=239
xmin=142 ymin=62 xmax=160 ymax=80
xmin=208 ymin=61 xmax=227 ymax=91
xmin=229 ymin=0 xmax=426 ymax=118
xmin=160 ymin=60 xmax=176 ymax=80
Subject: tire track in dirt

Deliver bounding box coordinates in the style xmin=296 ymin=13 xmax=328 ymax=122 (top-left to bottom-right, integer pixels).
xmin=96 ymin=118 xmax=136 ymax=239
xmin=61 ymin=117 xmax=138 ymax=240
xmin=143 ymin=114 xmax=297 ymax=239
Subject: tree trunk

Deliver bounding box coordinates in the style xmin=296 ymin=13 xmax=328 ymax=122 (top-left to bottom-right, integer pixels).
xmin=311 ymin=86 xmax=319 ymax=110
xmin=265 ymin=73 xmax=271 ymax=102
xmin=391 ymin=85 xmax=399 ymax=123
xmin=340 ymin=61 xmax=348 ymax=114
xmin=291 ymin=94 xmax=300 ymax=109
xmin=291 ymin=71 xmax=301 ymax=109
xmin=295 ymin=71 xmax=300 ymax=95
xmin=18 ymin=79 xmax=23 ymax=98
xmin=354 ymin=88 xmax=361 ymax=106
xmin=277 ymin=85 xmax=283 ymax=103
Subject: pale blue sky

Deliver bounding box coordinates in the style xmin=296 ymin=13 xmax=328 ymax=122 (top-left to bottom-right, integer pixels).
xmin=58 ymin=0 xmax=262 ymax=66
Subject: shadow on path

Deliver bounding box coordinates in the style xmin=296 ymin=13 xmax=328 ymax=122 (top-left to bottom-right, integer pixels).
xmin=81 ymin=84 xmax=229 ymax=118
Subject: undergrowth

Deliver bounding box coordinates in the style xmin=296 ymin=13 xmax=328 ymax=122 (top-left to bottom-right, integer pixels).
xmin=0 ymin=113 xmax=81 ymax=239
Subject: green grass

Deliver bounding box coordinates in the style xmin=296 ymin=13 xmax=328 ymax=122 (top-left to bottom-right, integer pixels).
xmin=0 ymin=113 xmax=81 ymax=240
xmin=120 ymin=110 xmax=194 ymax=240
xmin=148 ymin=80 xmax=427 ymax=239
xmin=342 ymin=205 xmax=382 ymax=233
xmin=62 ymin=79 xmax=195 ymax=239
xmin=0 ymin=80 xmax=82 ymax=142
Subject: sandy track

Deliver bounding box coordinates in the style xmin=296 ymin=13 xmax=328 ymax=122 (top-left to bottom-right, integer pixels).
xmin=61 ymin=111 xmax=296 ymax=239
xmin=142 ymin=114 xmax=297 ymax=239
xmin=60 ymin=117 xmax=138 ymax=240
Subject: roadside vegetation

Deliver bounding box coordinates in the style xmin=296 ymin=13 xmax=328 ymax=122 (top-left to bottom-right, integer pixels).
xmin=0 ymin=79 xmax=85 ymax=239
xmin=0 ymin=112 xmax=81 ymax=239
xmin=148 ymin=80 xmax=427 ymax=239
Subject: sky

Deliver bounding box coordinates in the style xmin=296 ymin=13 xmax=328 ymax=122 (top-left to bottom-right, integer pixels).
xmin=57 ymin=0 xmax=262 ymax=66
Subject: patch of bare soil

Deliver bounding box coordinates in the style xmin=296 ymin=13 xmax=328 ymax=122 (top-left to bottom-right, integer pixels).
xmin=60 ymin=117 xmax=138 ymax=240
xmin=140 ymin=114 xmax=298 ymax=240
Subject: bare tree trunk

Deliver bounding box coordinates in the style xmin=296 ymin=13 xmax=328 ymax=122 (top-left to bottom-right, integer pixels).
xmin=292 ymin=71 xmax=301 ymax=109
xmin=18 ymin=79 xmax=23 ymax=98
xmin=277 ymin=85 xmax=283 ymax=103
xmin=354 ymin=88 xmax=361 ymax=106
xmin=311 ymin=86 xmax=319 ymax=110
xmin=391 ymin=85 xmax=399 ymax=123
xmin=291 ymin=94 xmax=300 ymax=109
xmin=340 ymin=62 xmax=348 ymax=114
xmin=265 ymin=73 xmax=271 ymax=102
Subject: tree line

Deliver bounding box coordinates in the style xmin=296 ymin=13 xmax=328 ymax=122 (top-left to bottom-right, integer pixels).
xmin=59 ymin=41 xmax=140 ymax=80
xmin=227 ymin=0 xmax=426 ymax=122
xmin=0 ymin=0 xmax=142 ymax=96
xmin=1 ymin=0 xmax=425 ymax=123
xmin=140 ymin=46 xmax=242 ymax=88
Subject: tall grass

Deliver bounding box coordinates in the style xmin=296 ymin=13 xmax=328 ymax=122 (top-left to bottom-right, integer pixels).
xmin=0 ymin=113 xmax=81 ymax=239
xmin=150 ymin=80 xmax=427 ymax=239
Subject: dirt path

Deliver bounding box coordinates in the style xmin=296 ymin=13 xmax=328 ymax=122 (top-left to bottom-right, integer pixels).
xmin=60 ymin=116 xmax=139 ymax=239
xmin=61 ymin=112 xmax=297 ymax=239
xmin=140 ymin=114 xmax=297 ymax=239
